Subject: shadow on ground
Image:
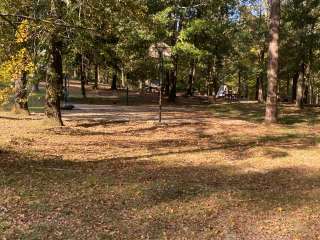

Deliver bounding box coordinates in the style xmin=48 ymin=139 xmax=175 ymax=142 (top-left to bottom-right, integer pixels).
xmin=1 ymin=148 xmax=320 ymax=239
xmin=210 ymin=103 xmax=320 ymax=125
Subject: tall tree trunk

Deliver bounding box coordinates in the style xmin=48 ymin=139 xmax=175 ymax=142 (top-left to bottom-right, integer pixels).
xmin=256 ymin=74 xmax=264 ymax=103
xmin=206 ymin=62 xmax=214 ymax=96
xmin=256 ymin=48 xmax=265 ymax=103
xmin=168 ymin=58 xmax=177 ymax=102
xmin=238 ymin=70 xmax=242 ymax=99
xmin=212 ymin=61 xmax=220 ymax=97
xmin=164 ymin=70 xmax=170 ymax=96
xmin=45 ymin=33 xmax=63 ymax=126
xmin=265 ymin=0 xmax=280 ymax=124
xmin=121 ymin=67 xmax=125 ymax=88
xmin=187 ymin=59 xmax=196 ymax=96
xmin=296 ymin=63 xmax=305 ymax=109
xmin=85 ymin=64 xmax=89 ymax=85
xmin=14 ymin=71 xmax=29 ymax=114
xmin=80 ymin=55 xmax=86 ymax=98
xmin=309 ymin=77 xmax=315 ymax=105
xmin=243 ymin=78 xmax=249 ymax=99
xmin=291 ymin=71 xmax=299 ymax=103
xmin=305 ymin=64 xmax=311 ymax=105
xmin=93 ymin=64 xmax=99 ymax=89
xmin=111 ymin=73 xmax=117 ymax=90
xmin=212 ymin=74 xmax=219 ymax=97
xmin=104 ymin=66 xmax=109 ymax=84
xmin=286 ymin=76 xmax=290 ymax=101
xmin=45 ymin=0 xmax=64 ymax=125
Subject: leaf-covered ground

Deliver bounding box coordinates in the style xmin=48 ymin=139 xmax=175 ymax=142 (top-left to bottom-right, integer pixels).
xmin=1 ymin=102 xmax=320 ymax=239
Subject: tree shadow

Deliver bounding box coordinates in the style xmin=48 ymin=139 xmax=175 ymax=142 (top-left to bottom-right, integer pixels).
xmin=2 ymin=149 xmax=320 ymax=238
xmin=210 ymin=103 xmax=320 ymax=126
xmin=1 ymin=149 xmax=319 ymax=210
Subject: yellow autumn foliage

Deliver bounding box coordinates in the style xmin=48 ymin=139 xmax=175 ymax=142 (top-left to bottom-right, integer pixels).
xmin=0 ymin=87 xmax=13 ymax=105
xmin=0 ymin=20 xmax=34 ymax=105
xmin=15 ymin=20 xmax=30 ymax=43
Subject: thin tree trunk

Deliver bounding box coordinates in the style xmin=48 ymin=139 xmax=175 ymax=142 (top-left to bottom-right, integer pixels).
xmin=291 ymin=71 xmax=298 ymax=103
xmin=121 ymin=67 xmax=125 ymax=88
xmin=265 ymin=0 xmax=280 ymax=124
xmin=93 ymin=64 xmax=99 ymax=89
xmin=85 ymin=64 xmax=89 ymax=85
xmin=206 ymin=63 xmax=213 ymax=96
xmin=111 ymin=73 xmax=117 ymax=90
xmin=296 ymin=63 xmax=305 ymax=109
xmin=309 ymin=77 xmax=315 ymax=105
xmin=80 ymin=55 xmax=86 ymax=98
xmin=242 ymin=77 xmax=248 ymax=99
xmin=256 ymin=49 xmax=265 ymax=103
xmin=104 ymin=66 xmax=109 ymax=84
xmin=286 ymin=76 xmax=290 ymax=101
xmin=238 ymin=70 xmax=241 ymax=99
xmin=14 ymin=71 xmax=29 ymax=114
xmin=256 ymin=74 xmax=264 ymax=103
xmin=168 ymin=58 xmax=177 ymax=102
xmin=187 ymin=59 xmax=196 ymax=96
xmin=212 ymin=62 xmax=220 ymax=97
xmin=164 ymin=70 xmax=170 ymax=96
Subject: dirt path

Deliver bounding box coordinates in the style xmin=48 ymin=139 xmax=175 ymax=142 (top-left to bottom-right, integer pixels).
xmin=62 ymin=104 xmax=213 ymax=123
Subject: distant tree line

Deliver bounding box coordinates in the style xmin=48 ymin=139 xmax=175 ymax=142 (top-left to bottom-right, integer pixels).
xmin=0 ymin=0 xmax=319 ymax=124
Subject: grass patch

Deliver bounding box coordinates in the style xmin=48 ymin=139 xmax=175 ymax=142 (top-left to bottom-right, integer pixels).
xmin=210 ymin=102 xmax=320 ymax=126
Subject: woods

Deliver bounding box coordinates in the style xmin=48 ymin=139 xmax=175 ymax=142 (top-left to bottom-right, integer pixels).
xmin=2 ymin=0 xmax=320 ymax=239
xmin=1 ymin=0 xmax=320 ymax=124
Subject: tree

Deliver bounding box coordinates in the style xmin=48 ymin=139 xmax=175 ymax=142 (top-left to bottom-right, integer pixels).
xmin=44 ymin=0 xmax=65 ymax=125
xmin=265 ymin=0 xmax=280 ymax=124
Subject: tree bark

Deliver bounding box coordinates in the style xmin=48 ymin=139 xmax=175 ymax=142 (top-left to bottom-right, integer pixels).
xmin=93 ymin=64 xmax=99 ymax=89
xmin=296 ymin=63 xmax=305 ymax=109
xmin=45 ymin=0 xmax=64 ymax=126
xmin=121 ymin=67 xmax=125 ymax=88
xmin=187 ymin=59 xmax=196 ymax=96
xmin=291 ymin=71 xmax=298 ymax=103
xmin=164 ymin=70 xmax=170 ymax=96
xmin=85 ymin=64 xmax=89 ymax=85
xmin=111 ymin=73 xmax=117 ymax=90
xmin=45 ymin=33 xmax=63 ymax=126
xmin=104 ymin=66 xmax=109 ymax=84
xmin=168 ymin=58 xmax=177 ymax=102
xmin=80 ymin=55 xmax=86 ymax=98
xmin=265 ymin=0 xmax=280 ymax=124
xmin=256 ymin=49 xmax=265 ymax=103
xmin=14 ymin=71 xmax=29 ymax=114
xmin=206 ymin=63 xmax=213 ymax=96
xmin=238 ymin=70 xmax=241 ymax=99
xmin=308 ymin=77 xmax=314 ymax=105
xmin=256 ymin=74 xmax=264 ymax=103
